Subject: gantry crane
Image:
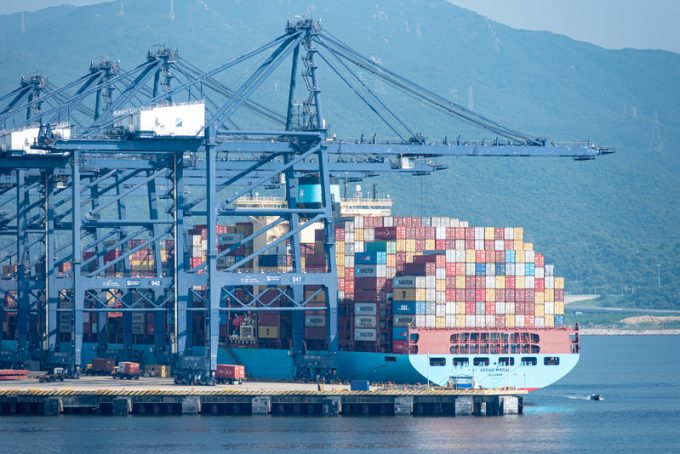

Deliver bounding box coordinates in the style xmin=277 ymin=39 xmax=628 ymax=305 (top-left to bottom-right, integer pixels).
xmin=0 ymin=19 xmax=610 ymax=379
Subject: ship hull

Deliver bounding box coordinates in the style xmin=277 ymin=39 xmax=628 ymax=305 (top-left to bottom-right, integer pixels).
xmin=223 ymin=346 xmax=579 ymax=390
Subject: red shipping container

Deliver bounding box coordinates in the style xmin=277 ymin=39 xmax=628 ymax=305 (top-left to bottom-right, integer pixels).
xmin=446 ymin=277 xmax=456 ymax=288
xmin=495 ymin=251 xmax=505 ymax=262
xmin=305 ymin=327 xmax=326 ymax=340
xmin=475 ymin=289 xmax=485 ymax=301
xmin=456 ymin=263 xmax=466 ymax=275
xmin=413 ymin=255 xmax=436 ymax=263
xmin=446 ymin=289 xmax=457 ymax=301
xmin=526 ymin=290 xmax=535 ymax=301
xmin=375 ymin=227 xmax=397 ymax=240
xmin=485 ymin=240 xmax=495 ymax=251
xmin=494 ymin=228 xmax=505 ymax=239
xmin=525 ymin=315 xmax=535 ymax=327
xmin=465 ymin=228 xmax=475 ymax=240
xmin=516 ymin=290 xmax=525 ymax=302
xmin=465 ymin=240 xmax=475 ymax=250
xmin=476 ymin=250 xmax=486 ymax=262
xmin=396 ymin=226 xmax=407 ymax=238
xmin=456 ymin=289 xmax=466 ymax=301
xmin=535 ymin=254 xmax=545 ymax=267
xmin=535 ymin=278 xmax=545 ymax=291
xmin=455 ymin=227 xmax=466 ymax=239
xmin=495 ymin=315 xmax=506 ymax=327
xmin=465 ymin=289 xmax=475 ymax=301
xmin=506 ymin=276 xmax=516 ymax=289
xmin=465 ymin=302 xmax=476 ymax=314
xmin=556 ymin=289 xmax=564 ymax=301
xmin=216 ymin=364 xmax=246 ymax=381
xmin=425 ymin=227 xmax=435 ymax=239
xmin=526 ymin=303 xmax=535 ymax=314
xmin=505 ymin=289 xmax=515 ymax=300
xmin=504 ymin=240 xmax=514 ymax=250
xmin=475 ymin=276 xmax=485 ymax=288
xmin=355 ymin=277 xmax=387 ymax=291
xmin=466 ymin=276 xmax=476 ymax=288
xmin=392 ymin=340 xmax=409 ymax=353
xmin=385 ymin=279 xmax=393 ymax=292
xmin=190 ymin=257 xmax=203 ymax=269
xmin=486 ymin=302 xmax=496 ymax=315
xmin=436 ymin=255 xmax=446 ymax=267
xmin=446 ymin=263 xmax=456 ymax=276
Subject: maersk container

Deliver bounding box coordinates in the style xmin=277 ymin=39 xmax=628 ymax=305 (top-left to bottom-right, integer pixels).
xmin=297 ymin=173 xmax=322 ymax=209
xmin=392 ymin=327 xmax=408 ymax=340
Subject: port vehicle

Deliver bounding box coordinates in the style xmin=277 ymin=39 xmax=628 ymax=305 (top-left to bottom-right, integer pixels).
xmin=215 ymin=364 xmax=245 ymax=385
xmin=112 ymin=362 xmax=140 ymax=380
xmin=84 ymin=358 xmax=116 ymax=376
xmin=39 ymin=367 xmax=65 ymax=383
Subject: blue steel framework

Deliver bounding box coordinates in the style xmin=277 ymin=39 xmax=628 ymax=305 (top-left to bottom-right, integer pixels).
xmin=0 ymin=19 xmax=610 ymax=377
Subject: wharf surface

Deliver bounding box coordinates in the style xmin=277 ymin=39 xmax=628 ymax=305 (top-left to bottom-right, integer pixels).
xmin=0 ymin=377 xmax=525 ymax=417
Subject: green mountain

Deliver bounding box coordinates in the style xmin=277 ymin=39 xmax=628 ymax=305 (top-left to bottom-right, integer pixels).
xmin=1 ymin=0 xmax=678 ymax=308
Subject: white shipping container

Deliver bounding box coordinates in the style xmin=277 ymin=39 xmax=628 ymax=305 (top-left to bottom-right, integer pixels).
xmin=446 ymin=250 xmax=455 ymax=262
xmin=545 ymin=264 xmax=555 ymax=276
xmin=505 ymin=227 xmax=514 ymax=240
xmin=446 ymin=302 xmax=455 ymax=314
xmin=546 ymin=276 xmax=555 ymax=288
xmin=516 ymin=315 xmax=525 ymax=327
xmin=535 ymin=317 xmax=545 ymax=328
xmin=486 ymin=276 xmax=495 ymax=288
xmin=525 ymin=250 xmax=535 ymax=262
xmin=466 ymin=315 xmax=476 ymax=327
xmin=435 ymin=304 xmax=445 ymax=317
xmin=436 ymin=268 xmax=446 ymax=279
xmin=415 ymin=315 xmax=425 ymax=327
xmin=525 ymin=276 xmax=535 ymax=288
xmin=426 ymin=315 xmax=436 ymax=327
xmin=475 ymin=315 xmax=486 ymax=327
xmin=475 ymin=227 xmax=484 ymax=240
xmin=496 ymin=302 xmax=506 ymax=314
xmin=436 ymin=291 xmax=445 ymax=304
xmin=354 ymin=315 xmax=376 ymax=328
xmin=416 ymin=276 xmax=427 ymax=287
xmin=535 ymin=267 xmax=545 ymax=278
xmin=495 ymin=240 xmax=504 ymax=251
xmin=446 ymin=315 xmax=456 ymax=327
xmin=455 ymin=240 xmax=465 ymax=251
xmin=475 ymin=240 xmax=484 ymax=250
xmin=426 ymin=276 xmax=436 ymax=288
xmin=354 ymin=328 xmax=376 ymax=341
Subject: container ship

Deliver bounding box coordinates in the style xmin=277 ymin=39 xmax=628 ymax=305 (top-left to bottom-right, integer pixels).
xmin=1 ymin=191 xmax=579 ymax=391
xmin=207 ymin=192 xmax=578 ymax=391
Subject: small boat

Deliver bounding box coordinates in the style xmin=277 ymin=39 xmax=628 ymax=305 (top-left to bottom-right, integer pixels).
xmin=589 ymin=394 xmax=603 ymax=401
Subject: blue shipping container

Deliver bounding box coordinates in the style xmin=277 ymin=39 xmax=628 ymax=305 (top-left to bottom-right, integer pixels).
xmin=393 ymin=327 xmax=408 ymax=341
xmin=475 ymin=263 xmax=486 ymax=275
xmin=393 ymin=301 xmax=417 ymax=315
xmin=525 ymin=263 xmax=535 ymax=276
xmin=355 ymin=251 xmax=387 ymax=265
xmin=555 ymin=315 xmax=565 ymax=326
xmin=506 ymin=250 xmax=516 ymax=263
xmin=495 ymin=263 xmax=506 ymax=276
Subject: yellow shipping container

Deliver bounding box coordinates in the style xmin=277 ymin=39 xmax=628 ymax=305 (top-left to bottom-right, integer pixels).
xmin=555 ymin=277 xmax=565 ymax=289
xmin=355 ymin=229 xmax=364 ymax=241
xmin=456 ymin=302 xmax=465 ymax=314
xmin=544 ymin=314 xmax=555 ymax=328
xmin=436 ymin=280 xmax=446 ymax=291
xmin=258 ymin=326 xmax=279 ymax=339
xmin=394 ymin=288 xmax=417 ymax=301
xmin=495 ymin=276 xmax=505 ymax=288
xmin=455 ymin=315 xmax=466 ymax=327
xmin=387 ymin=255 xmax=396 ymax=267
xmin=484 ymin=227 xmax=495 ymax=240
xmin=505 ymin=314 xmax=516 ymax=328
xmin=406 ymin=239 xmax=416 ymax=252
xmin=416 ymin=288 xmax=426 ymax=301
xmin=455 ymin=276 xmax=466 ymax=288
xmin=524 ymin=242 xmax=533 ymax=251
xmin=516 ymin=276 xmax=525 ymax=288
xmin=535 ymin=291 xmax=545 ymax=304
xmin=486 ymin=289 xmax=495 ymax=302
xmin=396 ymin=239 xmax=406 ymax=251
xmin=535 ymin=304 xmax=545 ymax=317
xmin=406 ymin=252 xmax=415 ymax=262
xmin=336 ymin=241 xmax=345 ymax=252
xmin=425 ymin=239 xmax=435 ymax=250
xmin=436 ymin=316 xmax=446 ymax=328
xmin=555 ymin=301 xmax=564 ymax=315
xmin=545 ymin=289 xmax=555 ymax=302
xmin=515 ymin=250 xmax=525 ymax=263
xmin=465 ymin=250 xmax=476 ymax=262
xmin=513 ymin=227 xmax=524 ymax=240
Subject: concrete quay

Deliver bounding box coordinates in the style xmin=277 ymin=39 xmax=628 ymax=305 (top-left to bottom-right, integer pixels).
xmin=0 ymin=377 xmax=525 ymax=417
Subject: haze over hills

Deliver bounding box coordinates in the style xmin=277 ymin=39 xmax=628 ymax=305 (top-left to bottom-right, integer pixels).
xmin=1 ymin=0 xmax=678 ymax=308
